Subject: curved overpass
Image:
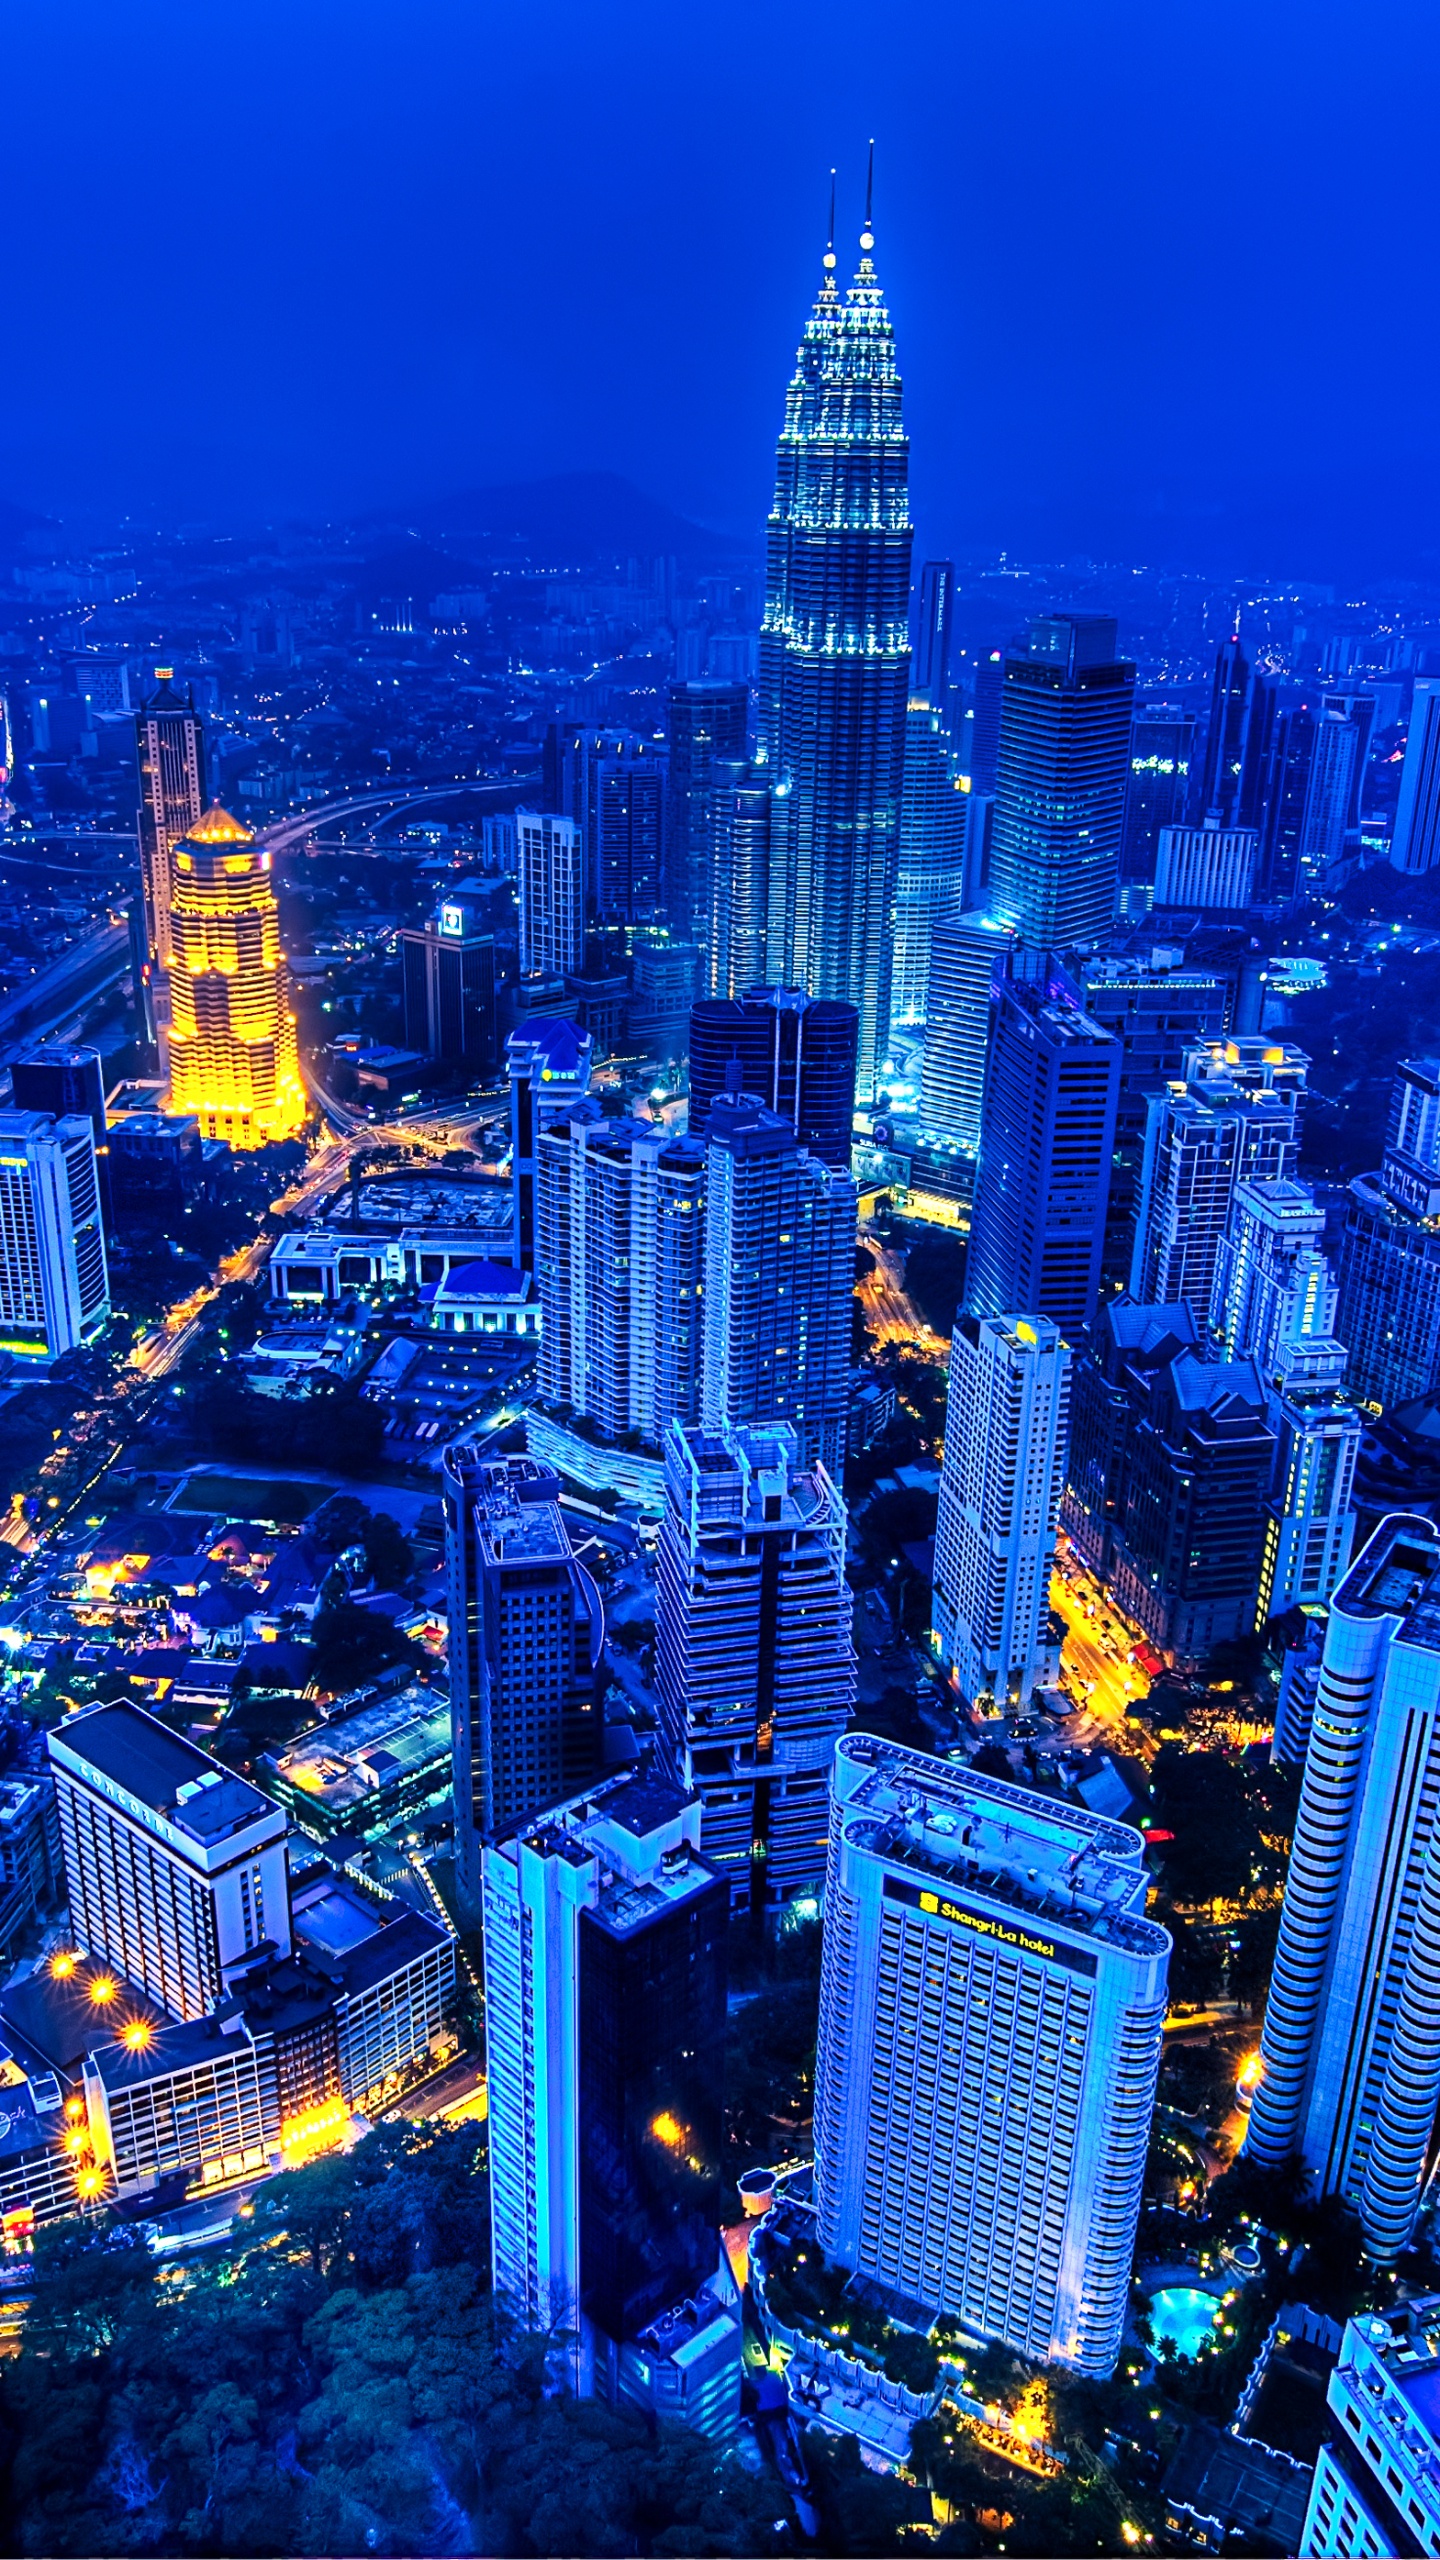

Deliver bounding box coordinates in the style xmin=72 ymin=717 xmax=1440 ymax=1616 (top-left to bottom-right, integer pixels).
xmin=258 ymin=772 xmax=535 ymax=854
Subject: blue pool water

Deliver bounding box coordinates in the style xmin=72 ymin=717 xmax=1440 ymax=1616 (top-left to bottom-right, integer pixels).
xmin=1149 ymin=2285 xmax=1222 ymax=2360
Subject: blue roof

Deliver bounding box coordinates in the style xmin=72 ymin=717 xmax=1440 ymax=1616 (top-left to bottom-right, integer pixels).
xmin=438 ymin=1258 xmax=530 ymax=1299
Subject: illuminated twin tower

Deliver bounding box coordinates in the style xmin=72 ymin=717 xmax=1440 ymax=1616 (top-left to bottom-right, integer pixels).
xmin=137 ymin=674 xmax=304 ymax=1148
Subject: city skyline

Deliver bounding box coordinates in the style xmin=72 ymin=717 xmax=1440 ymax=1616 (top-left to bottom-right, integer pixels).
xmin=0 ymin=2 xmax=1437 ymax=585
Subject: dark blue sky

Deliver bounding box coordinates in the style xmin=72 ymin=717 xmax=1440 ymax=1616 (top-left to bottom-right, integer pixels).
xmin=5 ymin=0 xmax=1438 ymax=579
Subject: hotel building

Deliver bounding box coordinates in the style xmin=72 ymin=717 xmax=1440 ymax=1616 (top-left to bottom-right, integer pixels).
xmin=814 ymin=1737 xmax=1169 ymax=2374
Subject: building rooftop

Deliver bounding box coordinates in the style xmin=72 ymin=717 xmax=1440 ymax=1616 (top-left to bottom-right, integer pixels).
xmin=49 ymin=1702 xmax=278 ymax=1846
xmin=1335 ymin=1515 xmax=1440 ymax=1645
xmin=0 ymin=1952 xmax=170 ymax=2076
xmin=834 ymin=1734 xmax=1170 ymax=1964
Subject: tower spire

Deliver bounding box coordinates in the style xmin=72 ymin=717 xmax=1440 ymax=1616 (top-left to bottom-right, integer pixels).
xmin=861 ymin=138 xmax=875 ymax=250
xmin=824 ymin=167 xmax=837 ymax=273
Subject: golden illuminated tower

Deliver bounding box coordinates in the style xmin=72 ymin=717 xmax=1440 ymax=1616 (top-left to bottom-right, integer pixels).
xmin=165 ymin=805 xmax=306 ymax=1147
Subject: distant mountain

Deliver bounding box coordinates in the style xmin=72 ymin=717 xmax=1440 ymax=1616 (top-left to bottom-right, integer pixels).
xmin=375 ymin=471 xmax=748 ymax=568
xmin=0 ymin=497 xmax=51 ymax=562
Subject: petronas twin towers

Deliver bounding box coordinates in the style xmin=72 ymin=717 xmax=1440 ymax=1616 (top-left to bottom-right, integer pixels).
xmin=755 ymin=171 xmax=913 ymax=1098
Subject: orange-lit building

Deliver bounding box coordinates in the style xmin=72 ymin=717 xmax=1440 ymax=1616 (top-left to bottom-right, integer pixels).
xmin=165 ymin=805 xmax=305 ymax=1147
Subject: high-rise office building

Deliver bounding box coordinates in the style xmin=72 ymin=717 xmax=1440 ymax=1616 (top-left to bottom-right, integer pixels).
xmin=0 ymin=1109 xmax=109 ymax=1363
xmin=701 ymin=1093 xmax=856 ymax=1475
xmin=1301 ymin=2299 xmax=1440 ymax=2559
xmin=506 ymin=1016 xmax=593 ymax=1272
xmin=1105 ymin=1340 xmax=1275 ymax=1662
xmin=517 ymin=810 xmax=586 ymax=978
xmin=758 ymin=191 xmax=911 ymax=1098
xmin=10 ymin=1044 xmax=110 ymax=1219
xmin=536 ymin=1110 xmax=706 ymax=1447
xmin=891 ymin=700 xmax=967 ymax=1028
xmin=665 ymin=681 xmax=750 ymax=940
xmin=1256 ymin=1337 xmax=1359 ymax=1622
xmin=966 ymin=981 xmax=1121 ymax=1339
xmin=1198 ymin=632 xmax=1251 ymax=825
xmin=1296 ymin=699 xmax=1363 ymax=886
xmin=918 ymin=911 xmax=1015 ymax=1154
xmin=1391 ymin=677 xmax=1440 ymax=878
xmin=1062 ymin=1297 xmax=1200 ymax=1587
xmin=544 ymin=726 xmax=668 ymax=926
xmin=702 ymin=766 xmax=771 ymax=999
xmin=164 ymin=807 xmax=304 ymax=1148
xmin=49 ymin=1703 xmax=291 ymax=2021
xmin=1211 ymin=1176 xmax=1333 ymax=1367
xmin=483 ymin=1774 xmax=737 ymax=2419
xmin=986 ymin=616 xmax=1136 ymax=948
xmin=1119 ymin=704 xmax=1197 ymax=912
xmin=912 ymin=560 xmax=956 ymax=712
xmin=1130 ymin=1039 xmax=1307 ymax=1329
xmin=1153 ymin=823 xmax=1257 ymax=913
xmin=814 ymin=1736 xmax=1169 ymax=2375
xmin=1246 ymin=1513 xmax=1440 ymax=2262
xmin=656 ymin=1420 xmax=855 ymax=1913
xmin=135 ymin=670 xmax=206 ymax=988
xmin=399 ymin=899 xmax=497 ymax=1073
xmin=962 ymin=646 xmax=1007 ymax=792
xmin=1336 ymin=1058 xmax=1440 ymax=1410
xmin=1210 ymin=1179 xmax=1359 ymax=1617
xmin=932 ymin=1314 xmax=1070 ymax=1712
xmin=687 ymin=987 xmax=858 ymax=1171
xmin=1251 ymin=699 xmax=1315 ymax=902
xmin=443 ymin=1451 xmax=604 ymax=1911
xmin=1067 ymin=951 xmax=1230 ymax=1294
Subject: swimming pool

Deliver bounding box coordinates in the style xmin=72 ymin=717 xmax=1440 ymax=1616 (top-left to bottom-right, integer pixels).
xmin=1148 ymin=2285 xmax=1222 ymax=2360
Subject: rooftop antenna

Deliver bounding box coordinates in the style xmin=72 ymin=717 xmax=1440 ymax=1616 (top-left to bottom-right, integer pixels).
xmin=824 ymin=167 xmax=837 ymax=273
xmin=861 ymin=138 xmax=875 ymax=251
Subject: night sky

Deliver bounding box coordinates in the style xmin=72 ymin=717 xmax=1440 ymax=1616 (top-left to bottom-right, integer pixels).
xmin=5 ymin=0 xmax=1439 ymax=579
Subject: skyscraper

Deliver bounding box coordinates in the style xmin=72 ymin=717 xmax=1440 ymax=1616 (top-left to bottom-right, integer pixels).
xmin=1296 ymin=698 xmax=1363 ymax=886
xmin=0 ymin=1109 xmax=109 ymax=1363
xmin=687 ymin=986 xmax=858 ymax=1170
xmin=758 ymin=178 xmax=911 ymax=1097
xmin=1130 ymin=1039 xmax=1307 ymax=1329
xmin=1198 ymin=632 xmax=1251 ymax=825
xmin=443 ymin=1450 xmax=604 ymax=1912
xmin=543 ymin=726 xmax=668 ymax=926
xmin=912 ymin=559 xmax=956 ymax=711
xmin=399 ymin=899 xmax=497 ymax=1072
xmin=655 ymin=1419 xmax=855 ymax=1913
xmin=931 ymin=1314 xmax=1070 ymax=1713
xmin=517 ymin=810 xmax=586 ymax=978
xmin=506 ymin=1016 xmax=593 ymax=1272
xmin=891 ymin=700 xmax=967 ymax=1028
xmin=965 ymin=980 xmax=1121 ymax=1340
xmin=814 ymin=1736 xmax=1169 ymax=2375
xmin=134 ymin=670 xmax=206 ymax=988
xmin=49 ymin=1703 xmax=291 ymax=2021
xmin=986 ymin=616 xmax=1136 ymax=948
xmin=702 ymin=768 xmax=772 ymax=999
xmin=917 ymin=911 xmax=1015 ymax=1154
xmin=483 ymin=1775 xmax=736 ymax=2417
xmin=701 ymin=1093 xmax=857 ymax=1474
xmin=1251 ymin=700 xmax=1315 ymax=902
xmin=1336 ymin=1058 xmax=1440 ymax=1410
xmin=536 ymin=1109 xmax=706 ymax=1447
xmin=665 ymin=681 xmax=749 ymax=939
xmin=1067 ymin=950 xmax=1230 ymax=1293
xmin=1245 ymin=1513 xmax=1440 ymax=2262
xmin=1118 ymin=704 xmax=1197 ymax=912
xmin=10 ymin=1044 xmax=110 ymax=1219
xmin=164 ymin=807 xmax=305 ymax=1148
xmin=1391 ymin=677 xmax=1440 ymax=877
xmin=1210 ymin=1179 xmax=1358 ymax=1617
